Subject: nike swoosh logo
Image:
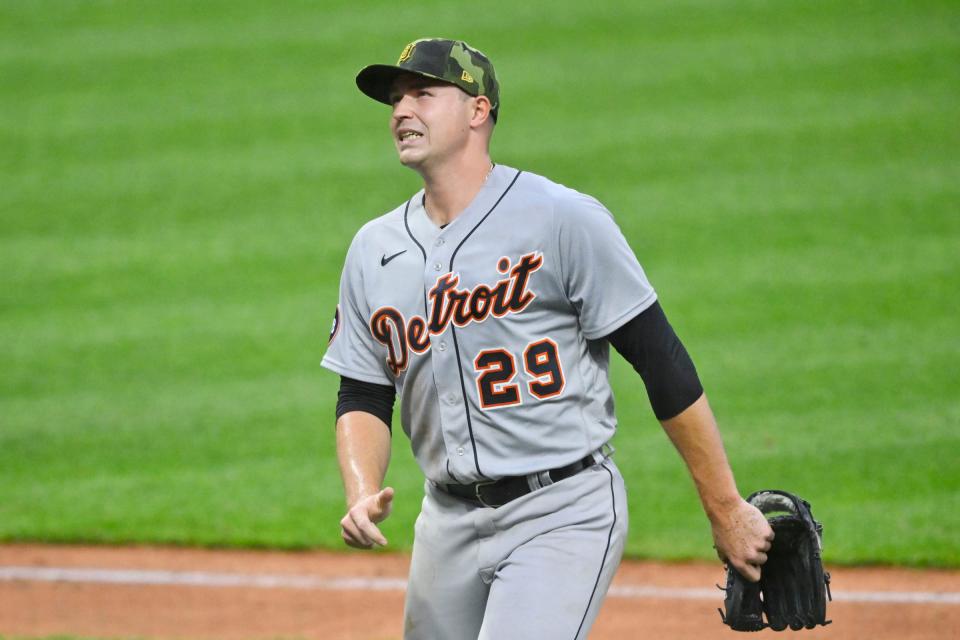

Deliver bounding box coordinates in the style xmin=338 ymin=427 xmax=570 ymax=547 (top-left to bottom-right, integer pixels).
xmin=380 ymin=250 xmax=407 ymax=266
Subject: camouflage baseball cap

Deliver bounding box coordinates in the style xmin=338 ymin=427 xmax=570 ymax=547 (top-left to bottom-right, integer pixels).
xmin=356 ymin=38 xmax=500 ymax=122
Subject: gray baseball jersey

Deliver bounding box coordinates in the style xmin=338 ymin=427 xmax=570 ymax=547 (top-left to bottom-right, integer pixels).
xmin=322 ymin=164 xmax=657 ymax=484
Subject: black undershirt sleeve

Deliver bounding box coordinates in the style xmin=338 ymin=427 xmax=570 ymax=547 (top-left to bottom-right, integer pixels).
xmin=605 ymin=301 xmax=704 ymax=421
xmin=336 ymin=376 xmax=396 ymax=433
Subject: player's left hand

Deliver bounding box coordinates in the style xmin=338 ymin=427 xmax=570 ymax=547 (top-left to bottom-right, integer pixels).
xmin=710 ymin=498 xmax=775 ymax=583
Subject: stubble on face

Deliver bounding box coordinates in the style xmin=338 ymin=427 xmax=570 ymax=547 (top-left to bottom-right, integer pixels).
xmin=389 ymin=74 xmax=474 ymax=171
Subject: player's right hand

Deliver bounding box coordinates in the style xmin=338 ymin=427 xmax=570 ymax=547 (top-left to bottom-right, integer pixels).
xmin=340 ymin=487 xmax=394 ymax=549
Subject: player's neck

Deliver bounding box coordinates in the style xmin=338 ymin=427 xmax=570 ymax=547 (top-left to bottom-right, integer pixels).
xmin=420 ymin=154 xmax=494 ymax=227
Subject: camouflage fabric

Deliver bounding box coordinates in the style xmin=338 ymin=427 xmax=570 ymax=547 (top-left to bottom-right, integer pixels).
xmin=356 ymin=38 xmax=500 ymax=121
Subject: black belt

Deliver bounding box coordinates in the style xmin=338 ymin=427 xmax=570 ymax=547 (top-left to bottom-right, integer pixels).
xmin=440 ymin=453 xmax=600 ymax=508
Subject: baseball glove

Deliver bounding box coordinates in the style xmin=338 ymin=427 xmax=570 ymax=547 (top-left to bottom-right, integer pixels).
xmin=718 ymin=490 xmax=832 ymax=631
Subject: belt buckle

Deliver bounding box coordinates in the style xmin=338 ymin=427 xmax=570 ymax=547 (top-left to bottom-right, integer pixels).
xmin=473 ymin=480 xmax=498 ymax=508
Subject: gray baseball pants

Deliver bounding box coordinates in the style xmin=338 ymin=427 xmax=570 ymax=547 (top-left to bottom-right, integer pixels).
xmin=403 ymin=457 xmax=628 ymax=639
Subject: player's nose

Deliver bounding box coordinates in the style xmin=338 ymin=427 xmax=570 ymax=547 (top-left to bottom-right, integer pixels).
xmin=391 ymin=94 xmax=416 ymax=122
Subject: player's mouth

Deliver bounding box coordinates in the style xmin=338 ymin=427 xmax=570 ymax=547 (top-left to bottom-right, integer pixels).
xmin=397 ymin=129 xmax=424 ymax=144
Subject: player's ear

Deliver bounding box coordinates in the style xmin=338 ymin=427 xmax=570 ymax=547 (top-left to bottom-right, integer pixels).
xmin=469 ymin=95 xmax=493 ymax=129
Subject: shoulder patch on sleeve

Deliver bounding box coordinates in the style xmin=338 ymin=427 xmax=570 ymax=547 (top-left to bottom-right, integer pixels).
xmin=328 ymin=305 xmax=341 ymax=344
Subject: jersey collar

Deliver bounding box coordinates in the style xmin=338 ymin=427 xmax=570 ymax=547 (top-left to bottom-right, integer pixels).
xmin=405 ymin=164 xmax=519 ymax=251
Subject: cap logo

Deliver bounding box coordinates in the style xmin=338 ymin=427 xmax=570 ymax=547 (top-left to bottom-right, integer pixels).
xmin=397 ymin=43 xmax=415 ymax=64
xmin=461 ymin=70 xmax=474 ymax=84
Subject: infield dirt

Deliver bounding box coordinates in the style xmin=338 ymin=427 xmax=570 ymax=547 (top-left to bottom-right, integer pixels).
xmin=1 ymin=544 xmax=957 ymax=639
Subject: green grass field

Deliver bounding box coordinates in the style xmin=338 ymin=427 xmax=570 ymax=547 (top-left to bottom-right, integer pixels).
xmin=1 ymin=0 xmax=958 ymax=566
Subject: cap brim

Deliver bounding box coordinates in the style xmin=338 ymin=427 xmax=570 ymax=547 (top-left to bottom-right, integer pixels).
xmin=355 ymin=64 xmax=455 ymax=105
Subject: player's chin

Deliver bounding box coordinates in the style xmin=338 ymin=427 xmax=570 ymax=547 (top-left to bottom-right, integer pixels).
xmin=396 ymin=147 xmax=426 ymax=168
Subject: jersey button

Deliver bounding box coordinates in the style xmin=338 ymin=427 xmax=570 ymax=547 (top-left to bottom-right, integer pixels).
xmin=438 ymin=341 xmax=447 ymax=351
xmin=456 ymin=446 xmax=465 ymax=456
xmin=433 ymin=262 xmax=442 ymax=271
xmin=434 ymin=238 xmax=445 ymax=247
xmin=446 ymin=393 xmax=457 ymax=405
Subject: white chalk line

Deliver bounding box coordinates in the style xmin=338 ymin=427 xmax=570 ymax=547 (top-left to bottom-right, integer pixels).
xmin=1 ymin=566 xmax=957 ymax=605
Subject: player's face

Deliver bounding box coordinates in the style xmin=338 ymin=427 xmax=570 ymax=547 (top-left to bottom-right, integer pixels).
xmin=388 ymin=74 xmax=474 ymax=170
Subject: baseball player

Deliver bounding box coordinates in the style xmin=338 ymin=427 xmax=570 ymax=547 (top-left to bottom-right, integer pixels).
xmin=322 ymin=38 xmax=774 ymax=639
